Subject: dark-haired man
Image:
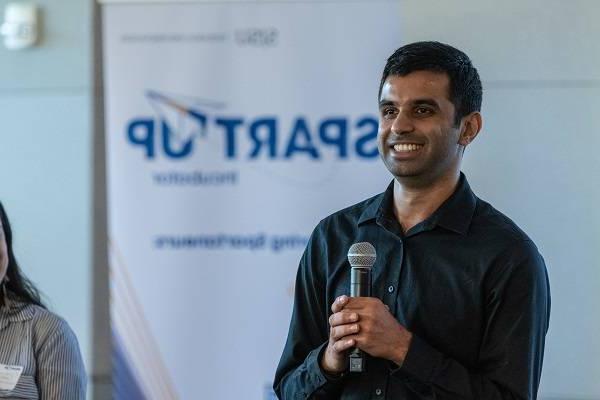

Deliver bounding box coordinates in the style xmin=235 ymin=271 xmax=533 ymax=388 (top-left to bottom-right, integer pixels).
xmin=274 ymin=42 xmax=550 ymax=399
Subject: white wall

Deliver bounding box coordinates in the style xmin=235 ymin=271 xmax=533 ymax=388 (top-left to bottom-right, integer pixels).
xmin=400 ymin=1 xmax=600 ymax=399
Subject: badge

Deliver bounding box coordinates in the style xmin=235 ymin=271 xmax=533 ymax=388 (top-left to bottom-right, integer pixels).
xmin=0 ymin=364 xmax=23 ymax=391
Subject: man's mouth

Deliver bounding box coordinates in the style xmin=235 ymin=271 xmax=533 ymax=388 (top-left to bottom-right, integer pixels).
xmin=392 ymin=143 xmax=424 ymax=152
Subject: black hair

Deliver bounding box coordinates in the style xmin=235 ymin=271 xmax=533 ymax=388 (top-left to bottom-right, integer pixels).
xmin=379 ymin=41 xmax=482 ymax=126
xmin=0 ymin=201 xmax=45 ymax=308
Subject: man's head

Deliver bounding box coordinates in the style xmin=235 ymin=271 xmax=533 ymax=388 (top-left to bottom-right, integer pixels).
xmin=377 ymin=42 xmax=483 ymax=184
xmin=379 ymin=41 xmax=482 ymax=126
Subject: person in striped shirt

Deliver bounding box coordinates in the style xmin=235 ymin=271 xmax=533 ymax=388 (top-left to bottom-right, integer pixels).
xmin=0 ymin=201 xmax=86 ymax=399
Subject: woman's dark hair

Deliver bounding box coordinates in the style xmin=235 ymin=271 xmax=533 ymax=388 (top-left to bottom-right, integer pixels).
xmin=379 ymin=41 xmax=483 ymax=126
xmin=0 ymin=201 xmax=45 ymax=308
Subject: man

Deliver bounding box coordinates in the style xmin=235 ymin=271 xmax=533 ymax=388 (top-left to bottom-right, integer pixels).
xmin=274 ymin=41 xmax=550 ymax=399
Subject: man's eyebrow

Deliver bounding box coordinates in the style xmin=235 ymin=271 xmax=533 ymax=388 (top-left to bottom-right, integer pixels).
xmin=378 ymin=100 xmax=395 ymax=108
xmin=412 ymin=98 xmax=441 ymax=108
xmin=378 ymin=98 xmax=442 ymax=109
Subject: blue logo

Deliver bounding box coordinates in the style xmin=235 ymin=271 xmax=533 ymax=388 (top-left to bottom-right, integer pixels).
xmin=126 ymin=91 xmax=379 ymax=161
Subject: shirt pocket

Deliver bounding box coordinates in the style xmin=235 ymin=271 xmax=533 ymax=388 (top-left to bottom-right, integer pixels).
xmin=0 ymin=374 xmax=39 ymax=399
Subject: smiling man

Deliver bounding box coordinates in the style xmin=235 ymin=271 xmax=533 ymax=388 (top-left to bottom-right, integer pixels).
xmin=274 ymin=42 xmax=550 ymax=399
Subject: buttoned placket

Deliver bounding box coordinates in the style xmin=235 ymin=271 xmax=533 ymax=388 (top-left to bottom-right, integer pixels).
xmin=380 ymin=217 xmax=407 ymax=400
xmin=374 ymin=216 xmax=404 ymax=315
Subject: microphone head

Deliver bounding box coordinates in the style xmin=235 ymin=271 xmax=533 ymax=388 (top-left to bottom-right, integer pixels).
xmin=347 ymin=242 xmax=376 ymax=268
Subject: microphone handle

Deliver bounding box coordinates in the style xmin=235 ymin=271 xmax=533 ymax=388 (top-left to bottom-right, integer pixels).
xmin=350 ymin=267 xmax=371 ymax=297
xmin=349 ymin=267 xmax=371 ymax=372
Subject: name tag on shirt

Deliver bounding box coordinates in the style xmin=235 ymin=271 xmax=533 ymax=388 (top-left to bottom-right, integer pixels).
xmin=0 ymin=364 xmax=23 ymax=391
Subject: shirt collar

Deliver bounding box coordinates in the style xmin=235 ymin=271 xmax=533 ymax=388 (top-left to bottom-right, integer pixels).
xmin=0 ymin=297 xmax=35 ymax=330
xmin=429 ymin=173 xmax=477 ymax=234
xmin=358 ymin=180 xmax=394 ymax=225
xmin=358 ymin=172 xmax=477 ymax=235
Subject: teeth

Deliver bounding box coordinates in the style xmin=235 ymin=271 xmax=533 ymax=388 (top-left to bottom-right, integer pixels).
xmin=393 ymin=144 xmax=422 ymax=152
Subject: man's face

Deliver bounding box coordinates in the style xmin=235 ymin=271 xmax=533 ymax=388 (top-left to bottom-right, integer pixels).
xmin=377 ymin=71 xmax=464 ymax=183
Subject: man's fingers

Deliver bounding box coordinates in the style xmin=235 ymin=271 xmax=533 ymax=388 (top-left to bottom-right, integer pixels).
xmin=328 ymin=310 xmax=359 ymax=327
xmin=331 ymin=295 xmax=349 ymax=313
xmin=332 ymin=337 xmax=356 ymax=352
xmin=330 ymin=323 xmax=360 ymax=341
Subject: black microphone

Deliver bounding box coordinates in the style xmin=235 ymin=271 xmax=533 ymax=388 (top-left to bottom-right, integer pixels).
xmin=347 ymin=242 xmax=376 ymax=373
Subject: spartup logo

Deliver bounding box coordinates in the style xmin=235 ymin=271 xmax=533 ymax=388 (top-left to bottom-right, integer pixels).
xmin=126 ymin=91 xmax=379 ymax=161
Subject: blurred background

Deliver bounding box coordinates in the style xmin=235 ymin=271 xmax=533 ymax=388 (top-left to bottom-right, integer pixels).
xmin=0 ymin=0 xmax=598 ymax=399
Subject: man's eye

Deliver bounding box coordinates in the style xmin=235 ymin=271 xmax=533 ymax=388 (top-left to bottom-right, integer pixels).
xmin=414 ymin=107 xmax=432 ymax=115
xmin=382 ymin=108 xmax=397 ymax=118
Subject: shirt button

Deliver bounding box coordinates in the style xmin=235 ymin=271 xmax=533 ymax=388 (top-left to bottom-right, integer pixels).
xmin=375 ymin=388 xmax=383 ymax=395
xmin=388 ymin=285 xmax=395 ymax=293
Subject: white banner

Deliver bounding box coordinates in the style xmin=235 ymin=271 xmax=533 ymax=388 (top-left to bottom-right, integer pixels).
xmin=103 ymin=2 xmax=400 ymax=399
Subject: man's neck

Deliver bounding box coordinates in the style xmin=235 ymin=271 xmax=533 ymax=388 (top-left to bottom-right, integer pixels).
xmin=392 ymin=171 xmax=460 ymax=233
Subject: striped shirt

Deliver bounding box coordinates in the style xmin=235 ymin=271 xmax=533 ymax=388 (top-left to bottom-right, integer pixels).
xmin=0 ymin=298 xmax=86 ymax=399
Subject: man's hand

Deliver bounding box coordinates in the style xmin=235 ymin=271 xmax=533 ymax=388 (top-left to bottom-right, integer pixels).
xmin=320 ymin=295 xmax=413 ymax=374
xmin=320 ymin=295 xmax=358 ymax=374
xmin=341 ymin=296 xmax=412 ymax=366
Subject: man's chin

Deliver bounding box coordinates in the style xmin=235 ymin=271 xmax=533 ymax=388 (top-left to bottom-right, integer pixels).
xmin=387 ymin=167 xmax=423 ymax=179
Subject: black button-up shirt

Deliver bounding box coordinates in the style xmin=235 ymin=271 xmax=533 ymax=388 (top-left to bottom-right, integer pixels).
xmin=274 ymin=174 xmax=550 ymax=399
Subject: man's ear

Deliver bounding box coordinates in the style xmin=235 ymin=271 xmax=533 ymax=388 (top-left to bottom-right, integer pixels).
xmin=458 ymin=112 xmax=483 ymax=146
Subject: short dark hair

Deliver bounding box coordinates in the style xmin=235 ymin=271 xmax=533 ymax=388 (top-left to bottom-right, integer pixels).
xmin=0 ymin=201 xmax=45 ymax=308
xmin=379 ymin=41 xmax=482 ymax=125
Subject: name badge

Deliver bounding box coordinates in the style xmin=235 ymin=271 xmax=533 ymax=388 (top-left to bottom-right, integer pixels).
xmin=0 ymin=364 xmax=24 ymax=391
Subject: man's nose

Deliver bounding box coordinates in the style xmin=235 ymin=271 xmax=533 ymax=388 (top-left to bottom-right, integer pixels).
xmin=391 ymin=111 xmax=414 ymax=135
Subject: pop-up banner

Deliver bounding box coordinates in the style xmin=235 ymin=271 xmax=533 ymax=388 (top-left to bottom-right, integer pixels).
xmin=103 ymin=1 xmax=400 ymax=398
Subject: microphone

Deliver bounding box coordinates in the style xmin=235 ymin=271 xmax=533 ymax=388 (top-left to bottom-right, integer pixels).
xmin=347 ymin=242 xmax=376 ymax=373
